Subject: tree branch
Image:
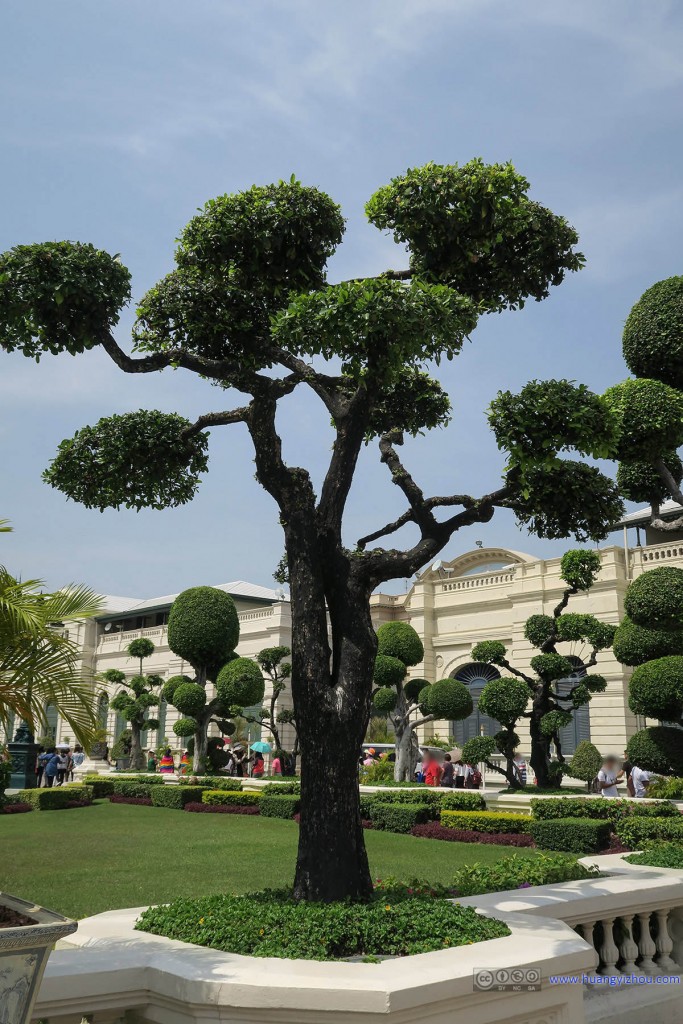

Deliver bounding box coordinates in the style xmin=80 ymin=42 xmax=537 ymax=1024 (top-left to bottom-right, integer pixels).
xmin=181 ymin=407 xmax=250 ymax=439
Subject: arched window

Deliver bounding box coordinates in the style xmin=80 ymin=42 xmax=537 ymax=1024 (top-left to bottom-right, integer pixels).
xmin=450 ymin=663 xmax=502 ymax=746
xmin=97 ymin=692 xmax=109 ymax=732
xmin=553 ymin=656 xmax=590 ymax=756
xmin=44 ymin=703 xmax=58 ymax=741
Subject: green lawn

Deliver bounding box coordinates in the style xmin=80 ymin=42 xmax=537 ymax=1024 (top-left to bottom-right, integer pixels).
xmin=0 ymin=802 xmax=534 ymax=919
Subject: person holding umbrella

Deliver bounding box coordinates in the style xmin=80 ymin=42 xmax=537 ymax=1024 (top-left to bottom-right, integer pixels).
xmin=250 ymin=741 xmax=271 ymax=778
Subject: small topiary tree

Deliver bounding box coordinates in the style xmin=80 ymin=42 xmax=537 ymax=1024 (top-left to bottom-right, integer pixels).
xmin=370 ymin=621 xmax=473 ymax=780
xmin=105 ymin=639 xmax=161 ymax=770
xmin=239 ymin=646 xmax=298 ymax=769
xmin=458 ymin=677 xmax=530 ymax=788
xmin=472 ymin=550 xmax=615 ymax=788
xmin=615 ymin=566 xmax=683 ymax=774
xmin=163 ymin=586 xmax=264 ymax=772
xmin=564 ymin=740 xmax=603 ymax=791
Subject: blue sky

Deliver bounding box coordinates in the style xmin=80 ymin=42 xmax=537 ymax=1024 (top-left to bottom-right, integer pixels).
xmin=2 ymin=0 xmax=683 ymax=598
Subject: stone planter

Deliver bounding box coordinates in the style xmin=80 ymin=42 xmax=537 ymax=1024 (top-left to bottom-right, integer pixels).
xmin=0 ymin=893 xmax=76 ymax=1024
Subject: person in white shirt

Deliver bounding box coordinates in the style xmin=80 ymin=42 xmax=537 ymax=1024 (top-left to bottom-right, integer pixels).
xmin=631 ymin=764 xmax=652 ymax=798
xmin=597 ymin=755 xmax=621 ymax=798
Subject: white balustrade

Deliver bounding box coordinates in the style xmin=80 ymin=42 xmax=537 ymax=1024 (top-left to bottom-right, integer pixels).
xmin=654 ymin=908 xmax=678 ymax=972
xmin=636 ymin=910 xmax=660 ymax=974
xmin=573 ymin=905 xmax=681 ymax=978
xmin=598 ymin=916 xmax=621 ymax=976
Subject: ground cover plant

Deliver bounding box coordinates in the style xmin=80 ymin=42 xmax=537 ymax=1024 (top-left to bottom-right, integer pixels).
xmin=625 ymin=843 xmax=683 ymax=869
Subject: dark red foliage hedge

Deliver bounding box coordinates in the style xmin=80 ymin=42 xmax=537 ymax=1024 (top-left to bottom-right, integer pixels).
xmin=109 ymin=795 xmax=153 ymax=806
xmin=65 ymin=799 xmax=92 ymax=809
xmin=184 ymin=802 xmax=260 ymax=815
xmin=411 ymin=823 xmax=535 ymax=847
xmin=1 ymin=802 xmax=33 ymax=814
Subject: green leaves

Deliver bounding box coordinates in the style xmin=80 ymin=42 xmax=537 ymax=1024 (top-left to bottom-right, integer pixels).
xmin=272 ymin=278 xmax=477 ymax=378
xmin=478 ymin=677 xmax=529 ymax=726
xmin=167 ymin=587 xmax=240 ymax=674
xmin=624 ymin=566 xmax=683 ymax=631
xmin=216 ymin=657 xmax=265 ymax=708
xmin=623 ymin=276 xmax=683 ymax=389
xmin=628 ymin=656 xmax=683 ymax=723
xmin=0 ymin=242 xmax=130 ymax=358
xmin=617 ymin=452 xmax=683 ymax=504
xmin=471 ymin=640 xmax=508 ymax=665
xmin=603 ymin=378 xmax=683 ymax=462
xmin=366 ymin=159 xmax=583 ymax=311
xmin=559 ymin=549 xmax=602 ymax=592
xmin=510 ymin=461 xmax=624 ymax=542
xmin=376 ymin=622 xmax=424 ymax=667
xmin=43 ymin=410 xmax=209 ymax=512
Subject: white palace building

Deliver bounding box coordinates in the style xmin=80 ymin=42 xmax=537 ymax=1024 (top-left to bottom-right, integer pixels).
xmin=7 ymin=509 xmax=682 ymax=760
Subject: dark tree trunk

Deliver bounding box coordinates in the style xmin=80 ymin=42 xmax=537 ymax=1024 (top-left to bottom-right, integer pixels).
xmin=529 ymin=684 xmax=552 ymax=788
xmin=129 ymin=723 xmax=144 ymax=771
xmin=287 ymin=534 xmax=375 ymax=902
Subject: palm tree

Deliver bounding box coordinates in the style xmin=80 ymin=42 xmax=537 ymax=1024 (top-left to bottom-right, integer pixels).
xmin=0 ymin=520 xmax=103 ymax=745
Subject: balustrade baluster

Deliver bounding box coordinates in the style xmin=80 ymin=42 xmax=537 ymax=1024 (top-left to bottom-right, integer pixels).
xmin=598 ymin=917 xmax=620 ymax=976
xmin=578 ymin=921 xmax=598 ymax=983
xmin=617 ymin=914 xmax=641 ymax=974
xmin=636 ymin=911 xmax=659 ymax=975
xmin=654 ymin=909 xmax=678 ymax=973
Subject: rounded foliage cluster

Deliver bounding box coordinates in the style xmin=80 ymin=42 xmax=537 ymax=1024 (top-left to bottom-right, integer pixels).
xmin=372 ymin=686 xmax=398 ymax=714
xmin=556 ymin=613 xmax=614 ymax=651
xmin=422 ymin=678 xmax=473 ymax=721
xmin=127 ymin=637 xmax=155 ymax=661
xmin=478 ymin=677 xmax=529 ymax=726
xmin=162 ymin=675 xmax=193 ymax=702
xmin=602 ymin=378 xmax=683 ymax=461
xmin=559 ymin=549 xmax=602 ymax=592
xmin=216 ymin=657 xmax=265 ymax=708
xmin=624 ymin=567 xmax=683 ymax=630
xmin=172 ymin=682 xmax=208 ymax=718
xmin=173 ymin=717 xmax=197 ymax=738
xmin=376 ymin=622 xmax=424 ymax=668
xmin=530 ymin=653 xmax=573 ymax=682
xmin=0 ymin=241 xmax=131 ymax=358
xmin=363 ymin=370 xmax=452 ymax=439
xmin=565 ymin=740 xmax=603 ymax=783
xmin=404 ymin=677 xmax=429 ymax=703
xmin=613 ymin=616 xmax=683 ymax=667
xmin=524 ymin=615 xmax=555 ymax=649
xmin=540 ymin=710 xmax=573 ymax=736
xmin=628 ymin=656 xmax=683 ymax=722
xmin=570 ymin=684 xmax=591 ymax=708
xmin=167 ymin=587 xmax=240 ymax=671
xmin=489 ymin=380 xmax=615 ymax=463
xmin=365 ymin=159 xmax=583 ymax=312
xmin=512 ymin=462 xmax=623 ymax=542
xmin=461 ymin=735 xmax=496 ymax=764
xmin=471 ymin=640 xmax=507 ymax=665
xmin=617 ymin=452 xmax=683 ymax=505
xmin=372 ymin=654 xmax=407 ymax=688
xmin=43 ymin=410 xmax=209 ymax=512
xmin=584 ymin=674 xmax=607 ymax=693
xmin=626 ymin=726 xmax=683 ymax=776
xmin=493 ymin=728 xmax=520 ymax=755
xmin=622 ymin=277 xmax=683 ymax=389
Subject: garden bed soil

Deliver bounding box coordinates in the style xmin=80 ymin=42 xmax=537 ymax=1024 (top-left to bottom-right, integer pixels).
xmin=0 ymin=904 xmax=36 ymax=928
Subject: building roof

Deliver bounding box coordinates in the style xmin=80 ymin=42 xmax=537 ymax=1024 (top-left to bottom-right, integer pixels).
xmin=98 ymin=581 xmax=288 ymax=618
xmin=617 ymin=500 xmax=683 ymax=529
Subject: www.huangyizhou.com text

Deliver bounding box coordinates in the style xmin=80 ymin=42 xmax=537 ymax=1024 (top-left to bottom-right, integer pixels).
xmin=550 ymin=974 xmax=680 ymax=987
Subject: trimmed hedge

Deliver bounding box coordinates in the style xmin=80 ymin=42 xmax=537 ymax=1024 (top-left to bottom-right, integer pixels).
xmin=615 ymin=816 xmax=683 ymax=849
xmin=529 ymin=817 xmax=611 ymax=853
xmin=150 ymin=785 xmax=208 ymax=809
xmin=259 ymin=794 xmax=301 ymax=819
xmin=371 ymin=802 xmax=433 ymax=833
xmin=110 ymin=794 xmax=153 ymax=806
xmin=1 ymin=802 xmax=33 ymax=814
xmin=16 ymin=785 xmax=93 ymax=810
xmin=531 ymin=797 xmax=679 ymax=821
xmin=440 ymin=791 xmax=487 ymax=812
xmin=441 ymin=810 xmax=532 ymax=834
xmin=190 ymin=777 xmax=243 ymax=791
xmin=185 ymin=802 xmax=260 ymax=815
xmin=82 ymin=776 xmax=115 ymax=798
xmin=262 ymin=781 xmax=300 ymax=794
xmin=202 ymin=790 xmax=261 ymax=807
xmin=411 ymin=822 xmax=534 ymax=846
xmin=370 ymin=788 xmax=443 ymax=807
xmin=111 ymin=780 xmax=152 ymax=798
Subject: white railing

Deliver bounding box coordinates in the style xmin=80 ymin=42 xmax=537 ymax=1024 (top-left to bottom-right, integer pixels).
xmin=441 ymin=571 xmax=516 ymax=592
xmin=98 ymin=609 xmax=277 ymax=647
xmin=633 ymin=542 xmax=683 ymax=566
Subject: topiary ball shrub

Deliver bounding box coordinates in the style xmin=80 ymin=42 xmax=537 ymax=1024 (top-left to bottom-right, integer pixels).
xmin=372 ymin=686 xmax=398 ymax=714
xmin=628 ymin=656 xmax=683 ymax=722
xmin=622 ymin=276 xmax=683 ymax=389
xmin=216 ymin=657 xmax=265 ymax=707
xmin=603 ymin=378 xmax=683 ymax=461
xmin=478 ymin=676 xmax=529 ymax=725
xmin=626 ymin=726 xmax=683 ymax=776
xmin=135 ymin=887 xmax=509 ymax=960
xmin=167 ymin=586 xmax=239 ymax=671
xmin=624 ymin=567 xmax=683 ymax=630
xmin=617 ymin=453 xmax=683 ymax=505
xmin=613 ymin=616 xmax=683 ymax=667
xmin=422 ymin=678 xmax=473 ymax=720
xmin=372 ymin=654 xmax=406 ymax=688
xmin=376 ymin=621 xmax=424 ymax=666
xmin=172 ymin=682 xmax=208 ymax=718
xmin=563 ymin=741 xmax=603 ymax=784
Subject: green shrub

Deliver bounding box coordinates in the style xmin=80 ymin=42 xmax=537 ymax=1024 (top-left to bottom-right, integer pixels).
xmin=359 ymin=759 xmax=396 ymax=784
xmin=440 ymin=791 xmax=487 ymax=812
xmin=202 ymin=790 xmax=261 ymax=806
xmin=451 ymin=853 xmax=600 ymax=897
xmin=189 ymin=776 xmax=243 ymax=791
xmin=16 ymin=785 xmax=93 ymax=810
xmin=625 ymin=842 xmax=683 ymax=869
xmin=648 ymin=777 xmax=683 ymax=800
xmin=372 ymin=788 xmax=444 ymax=808
xmin=82 ymin=776 xmax=115 ymax=798
xmin=615 ymin=816 xmax=683 ymax=849
xmin=624 ymin=566 xmax=683 ymax=630
xmin=259 ymin=794 xmax=300 ymax=818
xmin=531 ymin=797 xmax=679 ymax=821
xmin=151 ymin=785 xmax=208 ymax=809
xmin=440 ymin=810 xmax=531 ymax=834
xmin=262 ymin=780 xmax=300 ymax=794
xmin=136 ymin=886 xmax=509 ymax=960
xmin=111 ymin=780 xmax=152 ymax=798
xmin=529 ymin=817 xmax=611 ymax=853
xmin=359 ymin=795 xmax=376 ymax=819
xmin=627 ymin=726 xmax=683 ymax=776
xmin=371 ymin=802 xmax=434 ymax=832
xmin=565 ymin=741 xmax=602 ymax=784
xmin=628 ymin=656 xmax=683 ymax=723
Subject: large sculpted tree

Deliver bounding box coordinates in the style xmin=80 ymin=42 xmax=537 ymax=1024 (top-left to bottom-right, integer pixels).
xmin=0 ymin=160 xmax=625 ymax=901
xmin=470 ymin=551 xmax=615 ymax=787
xmin=371 ymin=621 xmax=473 ymax=781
